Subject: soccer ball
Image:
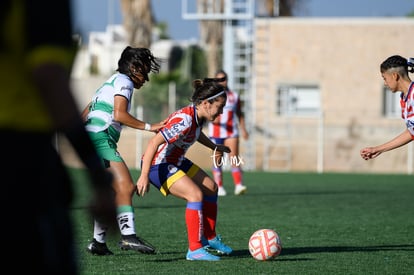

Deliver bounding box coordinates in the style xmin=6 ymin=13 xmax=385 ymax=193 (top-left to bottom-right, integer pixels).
xmin=248 ymin=229 xmax=282 ymax=261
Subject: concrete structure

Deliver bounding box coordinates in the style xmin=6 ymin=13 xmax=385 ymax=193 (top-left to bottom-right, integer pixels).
xmin=252 ymin=17 xmax=414 ymax=174
xmin=62 ymin=17 xmax=414 ymax=175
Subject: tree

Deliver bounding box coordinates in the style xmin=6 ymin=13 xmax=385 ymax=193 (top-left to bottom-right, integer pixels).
xmin=198 ymin=0 xmax=224 ymax=77
xmin=136 ymin=45 xmax=208 ymax=122
xmin=119 ymin=0 xmax=154 ymax=47
xmin=263 ymin=0 xmax=302 ymax=16
xmin=198 ymin=0 xmax=302 ymax=77
xmin=119 ymin=1 xmax=209 ymax=122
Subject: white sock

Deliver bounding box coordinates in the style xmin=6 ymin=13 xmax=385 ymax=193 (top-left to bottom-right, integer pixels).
xmin=93 ymin=220 xmax=108 ymax=243
xmin=117 ymin=211 xmax=136 ymax=236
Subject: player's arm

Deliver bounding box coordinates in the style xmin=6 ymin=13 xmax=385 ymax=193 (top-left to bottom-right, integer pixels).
xmin=113 ymin=95 xmax=163 ymax=132
xmin=81 ymin=102 xmax=91 ymax=122
xmin=236 ymin=97 xmax=249 ymax=140
xmin=198 ymin=131 xmax=230 ymax=153
xmin=360 ymin=129 xmax=412 ymax=160
xmin=136 ymin=133 xmax=165 ymax=196
xmin=238 ymin=115 xmax=249 ymax=140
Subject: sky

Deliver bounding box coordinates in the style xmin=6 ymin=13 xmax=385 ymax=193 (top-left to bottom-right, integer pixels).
xmin=72 ymin=0 xmax=414 ymax=42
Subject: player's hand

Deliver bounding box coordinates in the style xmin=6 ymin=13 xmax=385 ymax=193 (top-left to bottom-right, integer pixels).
xmin=136 ymin=177 xmax=150 ymax=197
xmin=216 ymin=144 xmax=231 ymax=154
xmin=360 ymin=147 xmax=381 ymax=160
xmin=149 ymin=118 xmax=167 ymax=133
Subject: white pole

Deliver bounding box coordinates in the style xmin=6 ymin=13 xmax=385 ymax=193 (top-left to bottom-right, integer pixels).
xmin=408 ymin=142 xmax=413 ymax=174
xmin=317 ymin=111 xmax=324 ymax=173
xmin=168 ymin=82 xmax=176 ymax=114
xmin=136 ymin=106 xmax=143 ymax=170
xmin=107 ymin=0 xmax=113 ymax=26
xmin=223 ymin=0 xmax=234 ymax=88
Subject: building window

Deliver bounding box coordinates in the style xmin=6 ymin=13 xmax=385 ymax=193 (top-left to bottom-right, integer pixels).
xmin=277 ymin=84 xmax=320 ymax=116
xmin=383 ymin=87 xmax=401 ymax=118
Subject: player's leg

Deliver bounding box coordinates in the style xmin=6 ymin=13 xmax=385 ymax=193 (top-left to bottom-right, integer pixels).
xmin=224 ymin=137 xmax=247 ymax=195
xmin=109 ymin=161 xmax=155 ymax=254
xmin=167 ymin=168 xmax=220 ymax=261
xmin=211 ymin=137 xmax=226 ymax=196
xmin=190 ymin=166 xmax=233 ymax=255
xmin=86 ymin=133 xmax=119 ymax=255
xmin=86 ymin=131 xmax=155 ymax=255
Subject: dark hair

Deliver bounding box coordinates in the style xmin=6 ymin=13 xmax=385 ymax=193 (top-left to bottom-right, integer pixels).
xmin=380 ymin=55 xmax=414 ymax=74
xmin=190 ymin=77 xmax=227 ymax=105
xmin=408 ymin=58 xmax=414 ymax=73
xmin=215 ymin=69 xmax=229 ymax=89
xmin=116 ymin=46 xmax=161 ymax=80
xmin=215 ymin=69 xmax=228 ymax=80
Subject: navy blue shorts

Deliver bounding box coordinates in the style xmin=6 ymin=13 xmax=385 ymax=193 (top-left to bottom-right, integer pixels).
xmin=148 ymin=158 xmax=200 ymax=196
xmin=210 ymin=137 xmax=225 ymax=145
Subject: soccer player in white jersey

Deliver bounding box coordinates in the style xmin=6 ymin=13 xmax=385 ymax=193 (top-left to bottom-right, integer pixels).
xmin=360 ymin=55 xmax=414 ymax=160
xmin=136 ymin=78 xmax=233 ymax=261
xmin=82 ymin=46 xmax=165 ymax=255
xmin=208 ymin=70 xmax=249 ymax=196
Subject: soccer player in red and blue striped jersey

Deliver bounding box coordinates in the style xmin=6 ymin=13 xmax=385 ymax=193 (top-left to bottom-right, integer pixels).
xmin=208 ymin=70 xmax=249 ymax=196
xmin=137 ymin=77 xmax=233 ymax=261
xmin=360 ymin=55 xmax=414 ymax=160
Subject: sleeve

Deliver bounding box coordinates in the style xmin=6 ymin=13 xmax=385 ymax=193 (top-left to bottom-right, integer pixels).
xmin=160 ymin=113 xmax=192 ymax=144
xmin=407 ymin=96 xmax=414 ymax=138
xmin=113 ymin=76 xmax=134 ymax=100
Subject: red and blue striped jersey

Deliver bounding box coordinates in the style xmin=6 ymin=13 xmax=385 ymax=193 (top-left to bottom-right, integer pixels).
xmin=400 ymin=82 xmax=414 ymax=138
xmin=154 ymin=105 xmax=201 ymax=165
xmin=208 ymin=89 xmax=241 ymax=138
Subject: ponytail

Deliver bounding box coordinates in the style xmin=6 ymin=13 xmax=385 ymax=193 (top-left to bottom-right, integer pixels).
xmin=408 ymin=57 xmax=414 ymax=73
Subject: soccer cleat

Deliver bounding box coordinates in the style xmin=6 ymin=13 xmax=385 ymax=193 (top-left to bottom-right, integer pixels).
xmin=86 ymin=239 xmax=114 ymax=256
xmin=218 ymin=186 xmax=227 ymax=196
xmin=207 ymin=235 xmax=233 ymax=255
xmin=234 ymin=184 xmax=247 ymax=195
xmin=186 ymin=247 xmax=220 ymax=261
xmin=201 ymin=236 xmax=209 ymax=247
xmin=118 ymin=235 xmax=156 ymax=254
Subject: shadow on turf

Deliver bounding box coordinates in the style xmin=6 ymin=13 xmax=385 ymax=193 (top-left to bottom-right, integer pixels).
xmin=105 ymin=245 xmax=414 ymax=262
xmin=194 ymin=245 xmax=414 ymax=261
xmin=136 ymin=249 xmax=254 ymax=262
xmin=230 ymin=249 xmax=313 ymax=262
xmin=281 ymin=244 xmax=414 ymax=255
xmin=210 ymin=245 xmax=414 ymax=262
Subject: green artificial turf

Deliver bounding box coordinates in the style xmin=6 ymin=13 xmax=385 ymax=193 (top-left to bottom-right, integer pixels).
xmin=68 ymin=168 xmax=414 ymax=274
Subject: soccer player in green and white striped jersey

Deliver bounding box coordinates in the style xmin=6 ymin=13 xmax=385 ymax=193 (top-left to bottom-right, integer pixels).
xmin=83 ymin=46 xmax=165 ymax=255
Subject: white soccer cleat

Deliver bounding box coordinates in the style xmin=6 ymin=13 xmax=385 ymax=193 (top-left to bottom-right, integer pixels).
xmin=234 ymin=184 xmax=247 ymax=195
xmin=218 ymin=186 xmax=227 ymax=196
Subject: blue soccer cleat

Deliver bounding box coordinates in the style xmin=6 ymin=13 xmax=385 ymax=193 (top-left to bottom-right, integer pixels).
xmin=207 ymin=235 xmax=233 ymax=255
xmin=186 ymin=247 xmax=220 ymax=261
xmin=201 ymin=235 xmax=209 ymax=247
